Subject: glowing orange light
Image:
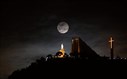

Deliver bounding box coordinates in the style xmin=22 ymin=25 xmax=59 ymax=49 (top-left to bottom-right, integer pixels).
xmin=58 ymin=44 xmax=65 ymax=58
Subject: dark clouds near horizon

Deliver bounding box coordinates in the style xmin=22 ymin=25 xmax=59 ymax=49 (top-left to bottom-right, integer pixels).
xmin=1 ymin=1 xmax=127 ymax=79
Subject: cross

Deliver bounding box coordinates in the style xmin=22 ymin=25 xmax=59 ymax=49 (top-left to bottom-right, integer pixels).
xmin=109 ymin=37 xmax=114 ymax=48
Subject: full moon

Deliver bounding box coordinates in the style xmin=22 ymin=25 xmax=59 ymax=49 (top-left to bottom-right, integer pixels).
xmin=57 ymin=22 xmax=69 ymax=34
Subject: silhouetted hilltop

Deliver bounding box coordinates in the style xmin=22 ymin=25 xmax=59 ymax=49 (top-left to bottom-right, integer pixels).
xmin=8 ymin=56 xmax=127 ymax=79
xmin=8 ymin=36 xmax=127 ymax=79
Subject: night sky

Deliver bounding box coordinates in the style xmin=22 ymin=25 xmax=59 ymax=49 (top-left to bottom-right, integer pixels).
xmin=1 ymin=1 xmax=127 ymax=79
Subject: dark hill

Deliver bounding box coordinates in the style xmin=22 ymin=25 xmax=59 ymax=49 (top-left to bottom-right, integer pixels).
xmin=8 ymin=57 xmax=127 ymax=79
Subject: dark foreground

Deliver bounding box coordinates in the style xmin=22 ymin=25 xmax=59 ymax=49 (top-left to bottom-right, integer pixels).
xmin=8 ymin=57 xmax=127 ymax=79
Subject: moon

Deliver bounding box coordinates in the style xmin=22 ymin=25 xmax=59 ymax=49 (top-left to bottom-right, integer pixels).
xmin=57 ymin=22 xmax=69 ymax=34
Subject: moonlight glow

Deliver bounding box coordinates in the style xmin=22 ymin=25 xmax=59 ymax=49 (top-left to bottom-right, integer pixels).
xmin=57 ymin=22 xmax=69 ymax=34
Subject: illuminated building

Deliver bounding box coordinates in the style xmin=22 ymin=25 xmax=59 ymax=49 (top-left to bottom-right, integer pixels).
xmin=56 ymin=44 xmax=65 ymax=58
xmin=70 ymin=37 xmax=80 ymax=57
xmin=70 ymin=37 xmax=100 ymax=58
